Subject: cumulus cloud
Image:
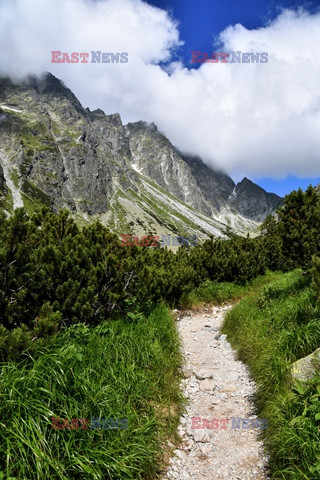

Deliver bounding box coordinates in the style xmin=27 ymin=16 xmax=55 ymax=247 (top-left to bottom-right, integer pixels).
xmin=0 ymin=0 xmax=320 ymax=179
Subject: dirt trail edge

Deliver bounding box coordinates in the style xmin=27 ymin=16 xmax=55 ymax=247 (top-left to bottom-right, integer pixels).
xmin=162 ymin=305 xmax=270 ymax=480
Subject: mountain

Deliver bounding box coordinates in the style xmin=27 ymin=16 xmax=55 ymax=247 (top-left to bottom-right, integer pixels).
xmin=0 ymin=72 xmax=282 ymax=241
xmin=229 ymin=177 xmax=283 ymax=222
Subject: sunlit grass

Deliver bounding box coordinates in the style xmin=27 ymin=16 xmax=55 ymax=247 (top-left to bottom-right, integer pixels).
xmin=222 ymin=269 xmax=320 ymax=479
xmin=0 ymin=304 xmax=183 ymax=480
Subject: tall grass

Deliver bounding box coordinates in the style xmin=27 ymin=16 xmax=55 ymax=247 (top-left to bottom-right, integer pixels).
xmin=0 ymin=304 xmax=183 ymax=480
xmin=222 ymin=269 xmax=320 ymax=479
xmin=179 ymin=271 xmax=283 ymax=308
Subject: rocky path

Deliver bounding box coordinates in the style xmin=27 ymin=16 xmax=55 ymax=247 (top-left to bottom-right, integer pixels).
xmin=163 ymin=305 xmax=270 ymax=480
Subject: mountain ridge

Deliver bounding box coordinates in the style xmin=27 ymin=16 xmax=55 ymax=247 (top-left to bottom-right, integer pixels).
xmin=0 ymin=72 xmax=282 ymax=240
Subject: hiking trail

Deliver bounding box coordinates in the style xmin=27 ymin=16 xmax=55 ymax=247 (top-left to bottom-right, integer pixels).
xmin=162 ymin=304 xmax=270 ymax=480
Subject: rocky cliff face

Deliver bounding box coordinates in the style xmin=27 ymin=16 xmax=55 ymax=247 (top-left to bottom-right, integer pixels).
xmin=125 ymin=122 xmax=217 ymax=217
xmin=0 ymin=72 xmax=282 ymax=238
xmin=125 ymin=122 xmax=282 ymax=223
xmin=0 ymin=73 xmax=138 ymax=215
xmin=180 ymin=153 xmax=236 ymax=213
xmin=229 ymin=177 xmax=282 ymax=222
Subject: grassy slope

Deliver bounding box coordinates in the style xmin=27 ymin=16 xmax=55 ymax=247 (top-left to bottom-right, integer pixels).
xmin=222 ymin=270 xmax=320 ymax=480
xmin=0 ymin=304 xmax=183 ymax=480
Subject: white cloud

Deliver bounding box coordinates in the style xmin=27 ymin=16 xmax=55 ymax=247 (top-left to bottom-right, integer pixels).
xmin=0 ymin=0 xmax=320 ymax=179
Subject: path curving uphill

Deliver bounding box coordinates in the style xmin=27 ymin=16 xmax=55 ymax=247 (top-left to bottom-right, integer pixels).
xmin=162 ymin=305 xmax=270 ymax=480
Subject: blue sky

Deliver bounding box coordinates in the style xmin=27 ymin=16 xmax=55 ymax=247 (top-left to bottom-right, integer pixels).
xmin=149 ymin=0 xmax=317 ymax=66
xmin=252 ymin=176 xmax=319 ymax=197
xmin=146 ymin=0 xmax=320 ymax=196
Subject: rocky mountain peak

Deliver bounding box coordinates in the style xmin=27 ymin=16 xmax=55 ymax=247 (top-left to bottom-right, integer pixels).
xmin=230 ymin=176 xmax=282 ymax=221
xmin=24 ymin=72 xmax=81 ymax=104
xmin=0 ymin=72 xmax=282 ymax=238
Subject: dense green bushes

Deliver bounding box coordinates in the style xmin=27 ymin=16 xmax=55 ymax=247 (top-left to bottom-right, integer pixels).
xmin=261 ymin=185 xmax=320 ymax=270
xmin=0 ymin=207 xmax=268 ymax=359
xmin=184 ymin=234 xmax=267 ymax=284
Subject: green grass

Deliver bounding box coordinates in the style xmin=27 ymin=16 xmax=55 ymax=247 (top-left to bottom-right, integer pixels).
xmin=20 ymin=193 xmax=43 ymax=216
xmin=179 ymin=270 xmax=283 ymax=308
xmin=0 ymin=304 xmax=183 ymax=480
xmin=222 ymin=269 xmax=320 ymax=479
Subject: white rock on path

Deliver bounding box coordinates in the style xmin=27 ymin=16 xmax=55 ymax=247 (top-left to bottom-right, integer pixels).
xmin=194 ymin=369 xmax=213 ymax=380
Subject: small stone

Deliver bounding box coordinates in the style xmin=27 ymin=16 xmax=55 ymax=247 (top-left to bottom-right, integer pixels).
xmin=194 ymin=369 xmax=213 ymax=380
xmin=204 ymin=327 xmax=219 ymax=332
xmin=219 ymin=382 xmax=237 ymax=393
xmin=200 ymin=444 xmax=212 ymax=455
xmin=191 ymin=429 xmax=211 ymax=443
xmin=181 ymin=368 xmax=193 ymax=378
xmin=200 ymin=379 xmax=215 ymax=392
